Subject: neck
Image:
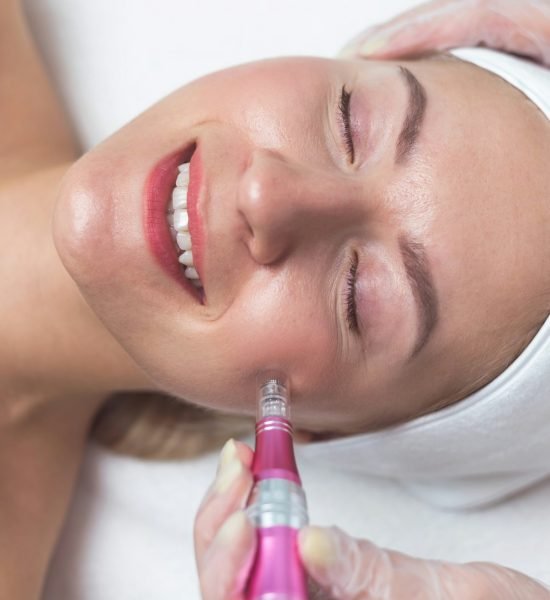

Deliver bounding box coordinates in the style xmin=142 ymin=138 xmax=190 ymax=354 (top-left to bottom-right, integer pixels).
xmin=1 ymin=162 xmax=157 ymax=418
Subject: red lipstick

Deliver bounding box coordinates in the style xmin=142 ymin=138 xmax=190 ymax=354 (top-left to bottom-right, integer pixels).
xmin=143 ymin=144 xmax=201 ymax=301
xmin=187 ymin=145 xmax=206 ymax=285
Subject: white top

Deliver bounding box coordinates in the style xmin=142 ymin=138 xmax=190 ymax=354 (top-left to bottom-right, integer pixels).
xmin=296 ymin=47 xmax=550 ymax=510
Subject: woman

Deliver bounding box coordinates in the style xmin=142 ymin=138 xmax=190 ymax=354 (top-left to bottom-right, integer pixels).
xmin=2 ymin=0 xmax=549 ymax=597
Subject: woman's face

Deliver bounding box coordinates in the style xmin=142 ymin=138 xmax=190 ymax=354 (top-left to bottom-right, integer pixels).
xmin=54 ymin=55 xmax=550 ymax=435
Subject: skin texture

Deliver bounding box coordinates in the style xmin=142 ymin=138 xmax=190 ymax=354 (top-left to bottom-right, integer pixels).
xmin=53 ymin=53 xmax=550 ymax=437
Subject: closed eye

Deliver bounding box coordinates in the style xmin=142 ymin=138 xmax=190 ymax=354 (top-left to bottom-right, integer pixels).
xmin=344 ymin=250 xmax=359 ymax=334
xmin=337 ymin=85 xmax=355 ymax=163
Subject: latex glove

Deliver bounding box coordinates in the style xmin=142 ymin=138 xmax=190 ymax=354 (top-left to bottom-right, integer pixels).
xmin=298 ymin=525 xmax=550 ymax=599
xmin=339 ymin=0 xmax=550 ymax=67
xmin=194 ymin=438 xmax=257 ymax=599
xmin=194 ymin=439 xmax=550 ymax=599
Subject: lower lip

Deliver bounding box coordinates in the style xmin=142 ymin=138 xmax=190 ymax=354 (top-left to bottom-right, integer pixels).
xmin=143 ymin=144 xmax=201 ymax=300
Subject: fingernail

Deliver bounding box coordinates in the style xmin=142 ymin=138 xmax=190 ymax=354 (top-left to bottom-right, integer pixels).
xmin=360 ymin=35 xmax=388 ymax=56
xmin=214 ymin=457 xmax=243 ymax=494
xmin=218 ymin=438 xmax=238 ymax=473
xmin=298 ymin=526 xmax=336 ymax=568
xmin=217 ymin=510 xmax=249 ymax=545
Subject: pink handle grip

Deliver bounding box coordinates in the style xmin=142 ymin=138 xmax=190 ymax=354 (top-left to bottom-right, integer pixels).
xmin=245 ymin=526 xmax=308 ymax=600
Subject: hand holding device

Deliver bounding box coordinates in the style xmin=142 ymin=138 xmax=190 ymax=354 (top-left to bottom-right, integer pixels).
xmin=193 ymin=374 xmax=550 ymax=599
xmin=298 ymin=524 xmax=550 ymax=599
xmin=194 ymin=438 xmax=550 ymax=599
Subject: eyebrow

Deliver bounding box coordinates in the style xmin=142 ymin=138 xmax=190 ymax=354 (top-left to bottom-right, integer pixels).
xmin=399 ymin=235 xmax=439 ymax=358
xmin=395 ymin=66 xmax=427 ymax=163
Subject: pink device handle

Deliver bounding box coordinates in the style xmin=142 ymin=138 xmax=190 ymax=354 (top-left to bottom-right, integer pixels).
xmin=253 ymin=416 xmax=301 ymax=485
xmin=244 ymin=415 xmax=309 ymax=600
xmin=245 ymin=526 xmax=305 ymax=599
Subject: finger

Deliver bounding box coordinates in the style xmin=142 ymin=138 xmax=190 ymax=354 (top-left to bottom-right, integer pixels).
xmin=354 ymin=1 xmax=480 ymax=59
xmin=196 ymin=438 xmax=254 ymax=515
xmin=298 ymin=525 xmax=393 ymax=598
xmin=366 ymin=4 xmax=550 ymax=65
xmin=298 ymin=525 xmax=464 ymax=599
xmin=199 ymin=510 xmax=257 ymax=600
xmin=194 ymin=439 xmax=255 ymax=568
xmin=306 ymin=574 xmax=337 ymax=600
xmin=338 ymin=0 xmax=463 ymax=58
xmin=344 ymin=0 xmax=550 ymax=65
xmin=362 ymin=0 xmax=462 ymax=35
xmin=298 ymin=526 xmax=550 ymax=599
xmin=467 ymin=562 xmax=550 ymax=596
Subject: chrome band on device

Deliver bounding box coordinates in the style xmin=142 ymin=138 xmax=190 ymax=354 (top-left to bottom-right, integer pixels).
xmin=246 ymin=478 xmax=309 ymax=529
xmin=256 ymin=418 xmax=293 ymax=435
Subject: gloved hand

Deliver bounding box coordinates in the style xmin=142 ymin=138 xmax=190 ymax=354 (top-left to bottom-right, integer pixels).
xmin=298 ymin=525 xmax=550 ymax=599
xmin=194 ymin=439 xmax=550 ymax=599
xmin=339 ymin=0 xmax=550 ymax=67
xmin=194 ymin=438 xmax=257 ymax=599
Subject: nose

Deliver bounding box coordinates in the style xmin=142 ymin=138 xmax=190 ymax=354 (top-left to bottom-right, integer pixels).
xmin=237 ymin=149 xmax=364 ymax=265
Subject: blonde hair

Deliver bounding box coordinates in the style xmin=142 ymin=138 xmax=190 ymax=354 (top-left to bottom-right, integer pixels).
xmin=90 ymin=391 xmax=254 ymax=460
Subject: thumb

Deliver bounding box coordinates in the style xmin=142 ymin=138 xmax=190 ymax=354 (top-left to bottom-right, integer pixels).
xmin=297 ymin=525 xmax=467 ymax=600
xmin=297 ymin=526 xmax=550 ymax=599
xmin=298 ymin=525 xmax=393 ymax=598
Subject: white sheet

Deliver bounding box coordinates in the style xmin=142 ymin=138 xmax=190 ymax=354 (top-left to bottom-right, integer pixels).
xmin=19 ymin=0 xmax=550 ymax=597
xmin=44 ymin=441 xmax=550 ymax=598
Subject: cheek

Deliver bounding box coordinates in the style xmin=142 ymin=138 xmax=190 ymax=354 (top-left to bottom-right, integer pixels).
xmin=216 ymin=305 xmax=312 ymax=375
xmin=203 ymin=294 xmax=335 ymax=401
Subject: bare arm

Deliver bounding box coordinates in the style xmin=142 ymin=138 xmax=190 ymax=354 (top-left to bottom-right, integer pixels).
xmin=0 ymin=393 xmax=102 ymax=600
xmin=0 ymin=167 xmax=106 ymax=600
xmin=0 ymin=2 xmax=96 ymax=599
xmin=0 ymin=0 xmax=78 ymax=180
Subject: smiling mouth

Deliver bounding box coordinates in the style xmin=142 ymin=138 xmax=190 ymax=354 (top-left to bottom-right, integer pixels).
xmin=165 ymin=160 xmax=204 ymax=294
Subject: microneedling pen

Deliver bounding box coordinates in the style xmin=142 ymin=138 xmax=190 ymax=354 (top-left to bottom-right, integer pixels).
xmin=244 ymin=376 xmax=309 ymax=600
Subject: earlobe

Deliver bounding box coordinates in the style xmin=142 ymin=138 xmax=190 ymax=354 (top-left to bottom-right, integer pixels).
xmin=293 ymin=428 xmax=315 ymax=443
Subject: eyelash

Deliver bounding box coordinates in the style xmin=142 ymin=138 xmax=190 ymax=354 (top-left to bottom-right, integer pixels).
xmin=345 ymin=251 xmax=359 ymax=334
xmin=338 ymin=86 xmax=359 ymax=334
xmin=338 ymin=85 xmax=355 ymax=163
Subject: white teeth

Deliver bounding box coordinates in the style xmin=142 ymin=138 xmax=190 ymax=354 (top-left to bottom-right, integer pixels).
xmin=174 ymin=208 xmax=189 ymax=231
xmin=176 ymin=232 xmax=192 ymax=251
xmin=166 ymin=161 xmax=204 ymax=292
xmin=172 ymin=187 xmax=188 ymax=209
xmin=185 ymin=266 xmax=200 ymax=279
xmin=178 ymin=251 xmax=194 ymax=266
xmin=176 ymin=172 xmax=189 ymax=187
